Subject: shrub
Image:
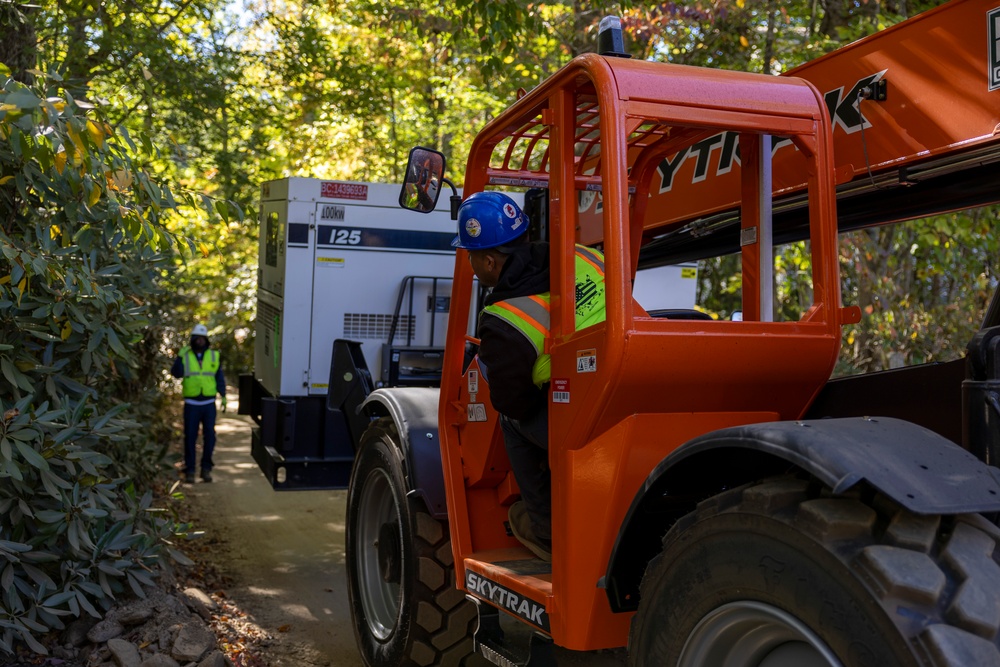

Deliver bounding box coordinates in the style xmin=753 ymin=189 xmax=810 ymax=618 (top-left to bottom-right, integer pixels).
xmin=0 ymin=63 xmax=192 ymax=655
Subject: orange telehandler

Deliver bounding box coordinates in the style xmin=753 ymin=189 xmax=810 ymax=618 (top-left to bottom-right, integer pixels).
xmin=341 ymin=1 xmax=1000 ymax=664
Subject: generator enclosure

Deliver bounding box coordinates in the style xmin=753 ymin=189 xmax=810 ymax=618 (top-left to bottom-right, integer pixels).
xmin=255 ymin=178 xmax=456 ymax=395
xmin=244 ymin=178 xmax=457 ymax=489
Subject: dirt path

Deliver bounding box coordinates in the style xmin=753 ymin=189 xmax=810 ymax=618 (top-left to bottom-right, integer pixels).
xmin=180 ymin=410 xmax=626 ymax=667
xmin=181 ymin=412 xmax=363 ymax=667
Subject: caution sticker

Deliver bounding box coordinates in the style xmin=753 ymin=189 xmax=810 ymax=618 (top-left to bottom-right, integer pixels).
xmin=576 ymin=349 xmax=597 ymax=373
xmin=681 ymin=267 xmax=697 ymax=279
xmin=318 ymin=256 xmax=345 ymax=268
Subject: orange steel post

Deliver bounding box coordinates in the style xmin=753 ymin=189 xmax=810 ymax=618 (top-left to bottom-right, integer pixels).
xmin=740 ymin=133 xmax=762 ymax=322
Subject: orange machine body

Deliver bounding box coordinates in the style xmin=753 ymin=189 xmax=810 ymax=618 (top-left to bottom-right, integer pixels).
xmin=439 ymin=0 xmax=1000 ymax=651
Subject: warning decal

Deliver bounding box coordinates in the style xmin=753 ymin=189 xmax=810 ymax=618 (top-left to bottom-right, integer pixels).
xmin=576 ymin=349 xmax=597 ymax=373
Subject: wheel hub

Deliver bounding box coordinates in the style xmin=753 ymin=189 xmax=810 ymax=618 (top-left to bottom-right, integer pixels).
xmin=377 ymin=520 xmax=401 ymax=584
xmin=679 ymin=601 xmax=842 ymax=667
xmin=356 ymin=467 xmax=402 ymax=641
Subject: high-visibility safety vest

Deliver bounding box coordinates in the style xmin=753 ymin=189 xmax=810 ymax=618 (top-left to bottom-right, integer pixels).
xmin=180 ymin=347 xmax=220 ymax=398
xmin=482 ymin=245 xmax=606 ymax=386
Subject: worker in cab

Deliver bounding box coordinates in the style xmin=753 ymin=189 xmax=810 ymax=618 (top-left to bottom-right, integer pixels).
xmin=171 ymin=324 xmax=226 ymax=483
xmin=453 ymin=192 xmax=606 ymax=562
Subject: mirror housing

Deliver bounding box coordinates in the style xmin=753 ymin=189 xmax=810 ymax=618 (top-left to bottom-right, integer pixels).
xmin=400 ymin=146 xmax=446 ymax=213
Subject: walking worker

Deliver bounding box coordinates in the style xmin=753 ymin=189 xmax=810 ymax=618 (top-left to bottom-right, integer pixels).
xmin=171 ymin=324 xmax=226 ymax=483
xmin=452 ymin=191 xmax=606 ymax=561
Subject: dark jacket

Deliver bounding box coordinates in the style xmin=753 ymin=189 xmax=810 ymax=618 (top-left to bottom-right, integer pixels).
xmin=478 ymin=242 xmax=550 ymax=420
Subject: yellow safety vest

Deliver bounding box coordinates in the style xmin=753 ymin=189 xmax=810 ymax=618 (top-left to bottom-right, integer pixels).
xmin=483 ymin=245 xmax=606 ymax=385
xmin=180 ymin=347 xmax=219 ymax=398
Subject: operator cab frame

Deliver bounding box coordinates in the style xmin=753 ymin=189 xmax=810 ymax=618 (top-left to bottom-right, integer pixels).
xmin=416 ymin=53 xmax=848 ymax=650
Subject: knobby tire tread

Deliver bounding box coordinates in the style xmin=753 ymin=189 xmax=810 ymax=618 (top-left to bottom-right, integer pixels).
xmin=362 ymin=419 xmax=479 ymax=667
xmin=631 ymin=476 xmax=1000 ymax=666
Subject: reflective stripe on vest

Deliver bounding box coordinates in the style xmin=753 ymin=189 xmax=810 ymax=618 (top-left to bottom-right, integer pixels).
xmin=482 ymin=245 xmax=606 ymax=385
xmin=181 ymin=347 xmax=219 ymax=398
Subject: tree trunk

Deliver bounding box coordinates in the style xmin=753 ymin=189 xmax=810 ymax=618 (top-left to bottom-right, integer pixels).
xmin=818 ymin=0 xmax=847 ymax=37
xmin=763 ymin=0 xmax=777 ymax=75
xmin=0 ymin=4 xmax=37 ymax=83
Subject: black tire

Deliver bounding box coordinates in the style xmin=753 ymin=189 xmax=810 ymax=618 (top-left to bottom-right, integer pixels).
xmin=346 ymin=418 xmax=479 ymax=667
xmin=628 ymin=475 xmax=1000 ymax=667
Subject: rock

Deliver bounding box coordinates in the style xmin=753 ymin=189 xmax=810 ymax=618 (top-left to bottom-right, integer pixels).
xmin=171 ymin=622 xmax=215 ymax=663
xmin=181 ymin=587 xmax=217 ymax=620
xmin=140 ymin=655 xmax=182 ymax=667
xmin=120 ymin=605 xmax=156 ymax=626
xmin=64 ymin=616 xmax=98 ymax=647
xmin=160 ymin=624 xmax=183 ymax=651
xmin=53 ymin=645 xmax=79 ymax=660
xmin=88 ymin=618 xmax=125 ymax=643
xmin=197 ymin=651 xmax=230 ymax=667
xmin=108 ymin=637 xmax=142 ymax=667
xmin=159 ymin=593 xmax=189 ymax=615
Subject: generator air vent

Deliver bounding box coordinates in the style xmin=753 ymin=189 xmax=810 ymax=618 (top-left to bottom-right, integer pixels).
xmin=343 ymin=313 xmax=415 ymax=341
xmin=257 ymin=301 xmax=281 ymax=335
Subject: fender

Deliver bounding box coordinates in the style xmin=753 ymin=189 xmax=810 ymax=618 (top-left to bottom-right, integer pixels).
xmin=360 ymin=387 xmax=448 ymax=519
xmin=602 ymin=416 xmax=1000 ymax=613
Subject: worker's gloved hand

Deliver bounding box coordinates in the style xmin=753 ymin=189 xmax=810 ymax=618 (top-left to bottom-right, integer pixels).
xmin=220 ymin=396 xmax=228 ymax=413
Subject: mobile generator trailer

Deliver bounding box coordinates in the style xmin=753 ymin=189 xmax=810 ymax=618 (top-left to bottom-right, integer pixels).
xmin=239 ymin=178 xmax=459 ymax=490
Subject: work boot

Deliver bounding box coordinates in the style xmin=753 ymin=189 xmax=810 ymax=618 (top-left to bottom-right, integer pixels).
xmin=184 ymin=472 xmax=196 ymax=484
xmin=200 ymin=469 xmax=213 ymax=483
xmin=508 ymin=501 xmax=552 ymax=562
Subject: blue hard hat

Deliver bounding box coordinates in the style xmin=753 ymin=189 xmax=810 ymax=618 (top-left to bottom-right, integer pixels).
xmin=452 ymin=192 xmax=529 ymax=249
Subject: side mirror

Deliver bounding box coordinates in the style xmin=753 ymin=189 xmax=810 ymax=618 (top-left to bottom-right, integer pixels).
xmin=400 ymin=146 xmax=446 ymax=213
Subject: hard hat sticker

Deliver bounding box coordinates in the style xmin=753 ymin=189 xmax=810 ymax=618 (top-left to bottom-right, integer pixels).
xmin=466 ymin=219 xmax=482 ymax=237
xmin=503 ymin=203 xmax=517 ymax=218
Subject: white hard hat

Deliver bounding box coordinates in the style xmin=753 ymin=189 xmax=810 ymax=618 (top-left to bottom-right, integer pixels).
xmin=191 ymin=324 xmax=209 ymax=338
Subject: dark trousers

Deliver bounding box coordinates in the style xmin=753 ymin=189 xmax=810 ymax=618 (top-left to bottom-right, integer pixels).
xmin=183 ymin=402 xmax=216 ymax=474
xmin=501 ymin=409 xmax=550 ymax=542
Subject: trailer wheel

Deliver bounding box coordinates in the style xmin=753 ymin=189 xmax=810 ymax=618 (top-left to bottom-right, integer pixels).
xmin=346 ymin=418 xmax=478 ymax=667
xmin=628 ymin=476 xmax=1000 ymax=667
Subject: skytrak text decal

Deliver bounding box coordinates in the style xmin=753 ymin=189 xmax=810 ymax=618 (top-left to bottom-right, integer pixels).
xmin=466 ymin=571 xmax=550 ymax=632
xmin=653 ymin=71 xmax=887 ymax=195
xmin=991 ymin=7 xmax=1000 ymax=91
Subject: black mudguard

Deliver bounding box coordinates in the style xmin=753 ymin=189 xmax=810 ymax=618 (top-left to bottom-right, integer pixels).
xmin=360 ymin=387 xmax=448 ymax=519
xmin=602 ymin=416 xmax=1000 ymax=612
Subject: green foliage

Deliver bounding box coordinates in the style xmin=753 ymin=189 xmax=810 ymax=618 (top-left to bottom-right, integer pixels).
xmin=0 ymin=64 xmax=192 ymax=655
xmin=695 ymin=210 xmax=1000 ymax=375
xmin=836 ymin=210 xmax=1000 ymax=374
